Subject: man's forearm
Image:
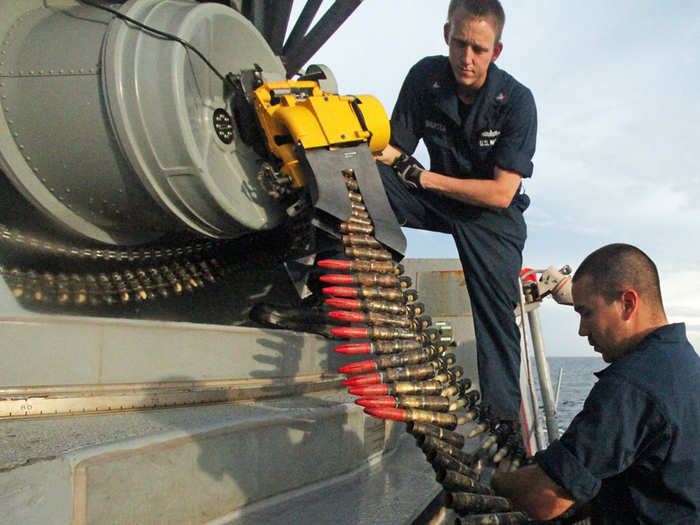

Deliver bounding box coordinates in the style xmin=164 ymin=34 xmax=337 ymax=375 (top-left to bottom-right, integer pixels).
xmin=491 ymin=464 xmax=576 ymax=520
xmin=420 ymin=168 xmax=521 ymax=209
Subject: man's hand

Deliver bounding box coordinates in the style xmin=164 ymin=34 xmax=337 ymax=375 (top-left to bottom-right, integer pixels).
xmin=392 ymin=153 xmax=424 ymax=190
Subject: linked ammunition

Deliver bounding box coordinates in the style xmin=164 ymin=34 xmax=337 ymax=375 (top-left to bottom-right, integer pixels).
xmin=326 ymin=297 xmax=411 ymax=316
xmin=356 ymin=395 xmax=450 ymax=412
xmin=317 ymin=259 xmax=402 ymax=275
xmin=411 ymin=314 xmax=432 ymax=331
xmin=331 ymin=326 xmax=418 ymax=340
xmin=436 ymin=469 xmax=493 ymax=495
xmin=469 ymin=421 xmax=492 ymax=438
xmin=329 ymin=310 xmax=411 ymax=328
xmin=320 ymin=272 xmax=409 ymax=288
xmin=339 ymin=221 xmax=374 ymax=235
xmin=457 ymin=511 xmax=527 ymax=525
xmin=323 ymin=285 xmax=407 ymax=303
xmin=338 ymin=347 xmax=437 ymax=373
xmin=419 ymin=435 xmax=475 ymax=465
xmin=344 ymin=246 xmax=392 ymax=261
xmin=364 ymin=406 xmax=468 ymax=430
xmin=441 ymin=378 xmax=473 ymax=398
xmin=342 ymin=176 xmax=359 ymax=191
xmin=342 ymin=362 xmax=439 ymax=385
xmin=348 ymin=379 xmax=444 ymax=396
xmin=420 ymin=327 xmax=440 ymax=343
xmin=334 ymin=339 xmax=422 ymax=355
xmin=433 ymin=366 xmax=464 ymax=385
xmin=350 ymin=201 xmax=366 ymax=212
xmin=427 ymin=449 xmax=480 ymax=478
xmin=407 ymin=421 xmax=466 ymax=449
xmin=342 ymin=234 xmax=382 ymax=249
xmin=449 ymin=390 xmax=481 ymax=411
xmin=348 ymin=190 xmax=363 ymax=203
xmin=404 ymin=289 xmax=419 ymax=302
xmin=446 ymin=492 xmax=512 ymax=515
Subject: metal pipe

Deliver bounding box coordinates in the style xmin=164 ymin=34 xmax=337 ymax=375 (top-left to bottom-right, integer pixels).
xmin=527 ymin=307 xmax=559 ymax=443
xmin=518 ymin=281 xmax=546 ymax=451
xmin=555 ymin=367 xmax=564 ymax=408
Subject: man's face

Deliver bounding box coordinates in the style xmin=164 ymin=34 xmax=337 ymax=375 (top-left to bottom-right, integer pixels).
xmin=444 ymin=8 xmax=502 ymax=97
xmin=573 ymin=276 xmax=628 ymax=363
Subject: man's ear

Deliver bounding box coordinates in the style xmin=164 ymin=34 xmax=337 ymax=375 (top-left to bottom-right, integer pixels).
xmin=620 ymin=289 xmax=639 ymax=320
xmin=492 ymin=41 xmax=503 ymax=62
xmin=444 ymin=23 xmax=450 ymax=45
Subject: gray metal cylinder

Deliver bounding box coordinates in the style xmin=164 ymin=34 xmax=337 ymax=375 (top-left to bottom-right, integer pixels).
xmin=0 ymin=0 xmax=286 ymax=244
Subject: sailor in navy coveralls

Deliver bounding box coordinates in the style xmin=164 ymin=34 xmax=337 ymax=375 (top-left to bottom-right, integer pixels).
xmin=378 ymin=0 xmax=537 ymax=422
xmin=492 ymin=244 xmax=700 ymax=524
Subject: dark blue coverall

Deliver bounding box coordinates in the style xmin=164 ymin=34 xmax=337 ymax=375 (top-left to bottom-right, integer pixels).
xmin=535 ymin=323 xmax=700 ymax=524
xmin=385 ymin=56 xmax=537 ymax=420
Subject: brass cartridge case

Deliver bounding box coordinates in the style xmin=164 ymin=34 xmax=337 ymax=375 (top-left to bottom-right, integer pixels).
xmin=457 ymin=511 xmax=528 ymax=525
xmin=384 ymin=363 xmax=437 ymax=381
xmin=400 ymin=408 xmax=460 ymax=429
xmin=408 ymin=421 xmax=466 ymax=449
xmin=344 ymin=246 xmax=392 ymax=261
xmin=390 ymin=380 xmax=444 ymax=396
xmin=348 ymin=260 xmax=400 ymax=274
xmin=436 ymin=469 xmax=493 ymax=495
xmin=348 ymin=190 xmax=363 ymax=202
xmin=420 ymin=435 xmax=474 ymax=464
xmin=441 ymin=378 xmax=473 ymax=398
xmin=375 ymin=348 xmax=434 ymax=368
xmin=367 ymin=326 xmax=418 ymax=340
xmin=372 ymin=339 xmax=423 ymax=354
xmin=447 ymin=493 xmax=512 ymax=515
xmin=395 ymin=395 xmax=450 ymax=412
xmin=428 ymin=450 xmax=479 ymax=478
xmin=342 ymin=234 xmax=382 ymax=248
xmin=339 ymin=221 xmax=374 ymax=235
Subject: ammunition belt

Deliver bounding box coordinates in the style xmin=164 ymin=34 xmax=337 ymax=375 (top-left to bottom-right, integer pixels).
xmin=326 ymin=170 xmax=528 ymax=523
xmin=0 ymin=222 xmax=287 ymax=306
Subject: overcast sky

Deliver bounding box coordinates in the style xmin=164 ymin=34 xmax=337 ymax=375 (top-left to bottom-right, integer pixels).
xmin=290 ymin=0 xmax=700 ymax=357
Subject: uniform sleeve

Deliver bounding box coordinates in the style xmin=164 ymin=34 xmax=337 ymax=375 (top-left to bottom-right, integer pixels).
xmin=494 ymin=87 xmax=537 ymax=178
xmin=534 ymin=374 xmax=668 ymax=503
xmin=389 ymin=65 xmax=424 ymax=155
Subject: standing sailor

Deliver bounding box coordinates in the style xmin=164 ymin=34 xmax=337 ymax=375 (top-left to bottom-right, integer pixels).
xmin=376 ymin=0 xmax=537 ymax=423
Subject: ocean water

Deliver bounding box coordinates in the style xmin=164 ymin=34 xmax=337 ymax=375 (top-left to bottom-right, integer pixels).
xmin=532 ymin=356 xmax=604 ymax=434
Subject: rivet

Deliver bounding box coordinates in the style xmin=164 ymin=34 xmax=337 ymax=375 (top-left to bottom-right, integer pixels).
xmin=65 ymin=188 xmax=71 ymax=193
xmin=18 ymin=144 xmax=24 ymax=150
xmin=50 ymin=70 xmax=55 ymax=74
xmin=79 ymin=68 xmax=85 ymax=74
xmin=41 ymin=178 xmax=47 ymax=183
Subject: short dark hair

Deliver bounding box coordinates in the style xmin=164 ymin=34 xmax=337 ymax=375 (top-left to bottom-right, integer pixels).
xmin=573 ymin=243 xmax=664 ymax=309
xmin=447 ymin=0 xmax=506 ymax=43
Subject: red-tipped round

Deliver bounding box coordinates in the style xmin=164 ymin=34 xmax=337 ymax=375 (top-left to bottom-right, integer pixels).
xmin=364 ymin=407 xmax=406 ymax=422
xmin=331 ymin=327 xmax=368 ymax=339
xmin=334 ymin=343 xmax=372 ymax=355
xmin=348 ymin=384 xmax=389 ymax=396
xmin=317 ymin=259 xmax=352 ymax=270
xmin=322 ymin=286 xmax=357 ymax=298
xmin=320 ymin=274 xmax=354 ymax=284
xmin=338 ymin=359 xmax=377 ymax=374
xmin=355 ymin=396 xmax=397 ymax=408
xmin=342 ymin=372 xmax=382 ymax=386
xmin=329 ymin=310 xmax=365 ymax=323
xmin=325 ymin=297 xmax=361 ymax=310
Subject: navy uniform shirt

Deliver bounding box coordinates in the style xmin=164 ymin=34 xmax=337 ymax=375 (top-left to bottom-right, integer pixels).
xmin=389 ymin=56 xmax=537 ymax=245
xmin=535 ymin=323 xmax=700 ymax=524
